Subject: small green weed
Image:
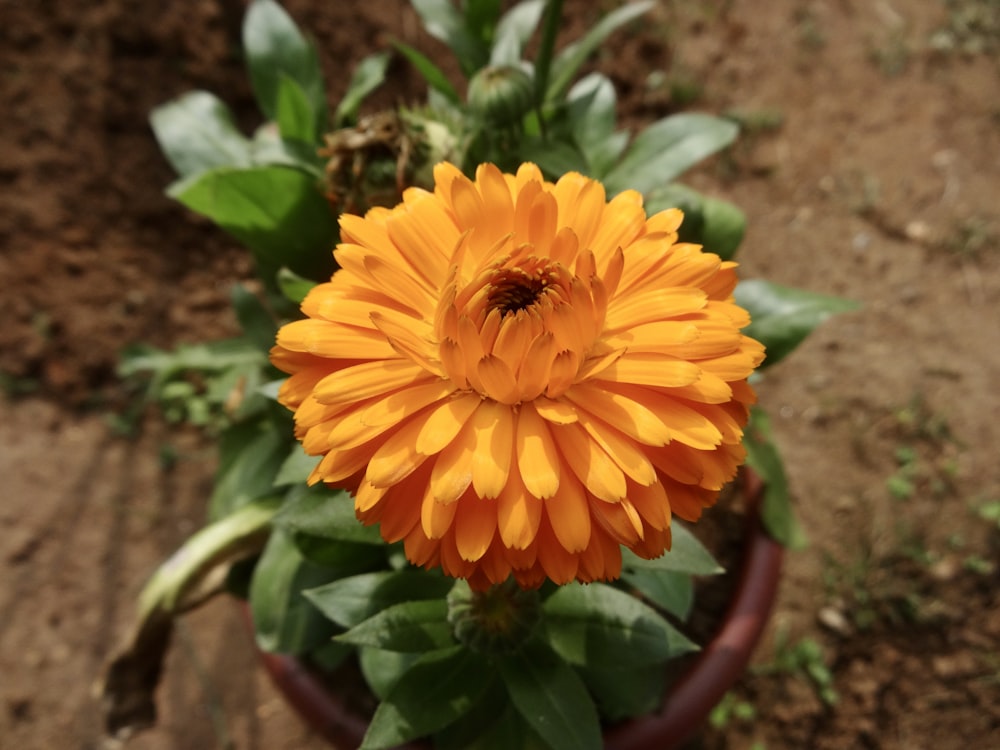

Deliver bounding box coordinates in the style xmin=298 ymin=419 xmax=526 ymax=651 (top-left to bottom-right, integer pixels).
xmin=708 ymin=691 xmax=757 ymax=729
xmin=756 ymin=631 xmax=839 ymax=706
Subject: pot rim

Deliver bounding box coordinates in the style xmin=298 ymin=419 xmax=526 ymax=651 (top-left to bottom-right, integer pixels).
xmin=255 ymin=467 xmax=783 ymax=750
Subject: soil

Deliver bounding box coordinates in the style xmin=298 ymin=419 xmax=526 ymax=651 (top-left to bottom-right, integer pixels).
xmin=2 ymin=1 xmax=998 ymax=749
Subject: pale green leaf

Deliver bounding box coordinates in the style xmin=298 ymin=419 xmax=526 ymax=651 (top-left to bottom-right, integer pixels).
xmin=150 ymin=91 xmax=251 ymax=177
xmin=603 ymin=113 xmax=739 ymax=196
xmin=735 ymin=279 xmax=859 ymax=367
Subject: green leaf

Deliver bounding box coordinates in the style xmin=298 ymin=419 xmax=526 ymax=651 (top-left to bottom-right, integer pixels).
xmin=438 ymin=702 xmax=549 ymax=750
xmin=498 ymin=639 xmax=602 ymax=750
xmin=361 ymin=646 xmax=492 ymax=749
xmin=411 ymin=0 xmax=494 ymax=77
xmin=700 ymin=196 xmax=746 ymax=260
xmin=564 ymin=73 xmax=629 ymax=177
xmin=603 ymin=113 xmax=739 ymax=196
xmin=276 ymin=267 xmax=318 ymax=304
xmin=540 ymin=583 xmax=697 ymax=672
xmin=735 ymin=280 xmax=859 ymax=367
xmin=643 ymin=185 xmax=746 ymax=261
xmin=249 ymin=123 xmax=326 ymax=175
xmin=359 ymin=647 xmax=422 ymax=700
xmin=272 ymin=442 xmax=320 ymax=487
xmin=274 ymin=74 xmax=317 ymax=143
xmin=334 ymin=52 xmax=392 ymax=126
xmin=336 ymin=599 xmax=453 ymax=652
xmin=619 ymin=522 xmax=723 ymax=576
xmin=744 ymin=407 xmax=808 ymax=548
xmin=231 ymin=283 xmax=277 ymax=352
xmin=273 ymin=484 xmax=383 ymax=544
xmin=517 ymin=137 xmax=589 ymax=178
xmin=291 ymin=531 xmax=387 ymax=569
xmin=119 ymin=338 xmax=266 ymax=390
xmin=209 ymin=415 xmax=290 ymax=519
xmin=150 ymin=91 xmax=251 ymax=178
xmin=620 ymin=567 xmax=694 ymax=619
xmin=305 ymin=569 xmax=453 ymax=629
xmin=490 ymin=0 xmax=546 ymax=65
xmin=167 ymin=165 xmax=337 ymax=289
xmin=578 ymin=662 xmax=666 ymax=721
xmin=546 ymin=1 xmax=653 ymax=104
xmin=644 ymin=183 xmax=706 ymax=235
xmin=249 ymin=529 xmax=338 ymax=654
xmin=243 ymin=0 xmax=326 ymax=135
xmin=393 ymin=41 xmax=461 ymax=104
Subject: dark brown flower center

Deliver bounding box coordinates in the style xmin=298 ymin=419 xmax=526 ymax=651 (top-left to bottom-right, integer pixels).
xmin=487 ymin=267 xmax=548 ymax=316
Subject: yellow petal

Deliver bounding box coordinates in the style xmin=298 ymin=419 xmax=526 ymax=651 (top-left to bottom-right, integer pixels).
xmin=355 ymin=481 xmax=388 ymax=513
xmin=532 ymin=396 xmax=578 ymax=425
xmin=470 ymin=400 xmax=513 ymax=499
xmin=545 ymin=349 xmax=579 ymax=398
xmin=363 ymin=254 xmax=436 ymax=313
xmin=362 ymin=379 xmax=455 ymax=427
xmin=598 ymin=354 xmax=701 ymax=389
xmin=421 ymin=486 xmax=459 ymax=539
xmin=577 ymin=413 xmax=657 ymax=486
xmin=277 ymin=319 xmax=396 ymax=359
xmin=429 ymin=412 xmax=477 ymax=503
xmin=497 ymin=470 xmax=542 ymax=549
xmin=628 ymin=479 xmax=672 ymax=531
xmin=365 ymin=411 xmax=433 ymax=487
xmin=564 ymin=382 xmax=670 ymax=446
xmin=454 ymin=495 xmax=498 ymax=561
xmin=543 ymin=474 xmax=591 ymax=553
xmin=477 ymin=354 xmax=519 ymax=405
xmin=603 ymin=287 xmax=707 ymax=332
xmin=369 ymin=312 xmax=441 ymax=375
xmin=551 ymin=421 xmax=626 ymax=503
xmin=613 ymin=385 xmax=723 ymax=450
xmin=516 ymin=403 xmax=561 ymax=499
xmin=314 ymin=359 xmax=432 ymax=405
xmin=416 ymin=392 xmax=481 ymax=455
xmin=516 ymin=331 xmax=556 ymax=401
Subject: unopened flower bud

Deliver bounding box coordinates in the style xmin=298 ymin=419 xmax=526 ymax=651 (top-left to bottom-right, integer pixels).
xmin=447 ymin=579 xmax=541 ymax=654
xmin=466 ymin=65 xmax=535 ymax=127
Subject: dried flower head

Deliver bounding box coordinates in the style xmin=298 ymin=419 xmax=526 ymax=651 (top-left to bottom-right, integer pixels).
xmin=271 ymin=162 xmax=764 ymax=589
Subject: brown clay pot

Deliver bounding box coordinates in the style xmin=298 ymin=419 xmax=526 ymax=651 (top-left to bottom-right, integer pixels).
xmin=256 ymin=469 xmax=782 ymax=750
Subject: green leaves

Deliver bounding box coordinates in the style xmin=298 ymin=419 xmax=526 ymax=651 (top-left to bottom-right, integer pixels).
xmin=150 ymin=92 xmax=251 ymax=178
xmin=411 ymin=0 xmax=500 ymax=77
xmin=209 ymin=413 xmax=290 ymax=518
xmin=306 ymin=570 xmax=453 ymax=629
xmin=490 ymin=0 xmax=546 ymax=66
xmin=274 ymin=485 xmax=383 ymax=545
xmin=498 ymin=640 xmax=602 ymax=750
xmin=337 ymin=600 xmax=454 ymax=652
xmin=361 ymin=647 xmax=495 ymax=750
xmin=646 ymin=183 xmax=747 ymax=261
xmin=334 ymin=52 xmax=392 ymax=127
xmin=603 ymin=113 xmax=739 ymax=196
xmin=744 ymin=408 xmax=808 ymax=548
xmin=621 ymin=522 xmax=723 ymax=575
xmin=168 ymin=165 xmax=336 ymax=289
xmin=249 ymin=529 xmax=338 ymax=653
xmin=540 ymin=583 xmax=697 ymax=672
xmin=545 ymin=1 xmax=652 ymax=104
xmin=243 ymin=0 xmax=327 ymax=139
xmin=736 ymin=280 xmax=859 ymax=368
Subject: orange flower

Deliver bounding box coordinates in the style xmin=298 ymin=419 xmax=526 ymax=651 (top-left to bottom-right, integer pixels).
xmin=271 ymin=162 xmax=764 ymax=589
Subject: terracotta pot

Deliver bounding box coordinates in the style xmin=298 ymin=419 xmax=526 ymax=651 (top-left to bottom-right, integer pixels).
xmin=255 ymin=469 xmax=782 ymax=750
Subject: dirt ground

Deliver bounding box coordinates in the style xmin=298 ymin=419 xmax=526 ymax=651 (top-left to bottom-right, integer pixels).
xmin=2 ymin=1 xmax=999 ymax=749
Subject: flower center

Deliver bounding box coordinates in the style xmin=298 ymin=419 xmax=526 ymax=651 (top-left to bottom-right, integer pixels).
xmin=486 ymin=267 xmax=550 ymax=316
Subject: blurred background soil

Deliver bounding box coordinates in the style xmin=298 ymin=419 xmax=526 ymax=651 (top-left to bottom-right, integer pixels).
xmin=2 ymin=1 xmax=998 ymax=749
